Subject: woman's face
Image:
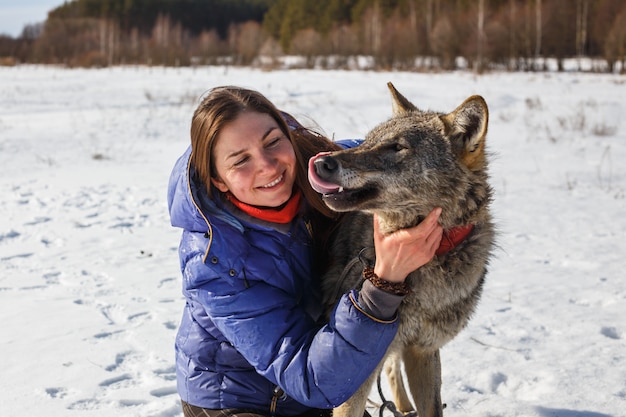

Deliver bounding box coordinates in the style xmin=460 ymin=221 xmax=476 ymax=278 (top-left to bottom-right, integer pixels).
xmin=211 ymin=111 xmax=297 ymax=208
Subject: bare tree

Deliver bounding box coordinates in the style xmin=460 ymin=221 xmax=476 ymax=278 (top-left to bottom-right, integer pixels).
xmin=359 ymin=1 xmax=383 ymax=57
xmin=99 ymin=19 xmax=120 ymax=66
xmin=604 ymin=8 xmax=626 ymax=73
xmin=324 ymin=24 xmax=360 ymax=69
xmin=425 ymin=0 xmax=434 ymax=54
xmin=290 ymin=28 xmax=322 ymax=67
xmin=229 ymin=21 xmax=265 ymax=66
xmin=431 ymin=15 xmax=461 ymax=70
xmin=483 ymin=6 xmax=514 ymax=70
xmin=329 ymin=24 xmax=359 ymax=57
xmin=190 ymin=29 xmax=226 ymax=65
xmin=148 ymin=14 xmax=188 ymax=65
xmin=535 ymin=0 xmax=542 ymax=70
xmin=475 ymin=0 xmax=486 ymax=73
xmin=576 ymin=0 xmax=589 ymax=59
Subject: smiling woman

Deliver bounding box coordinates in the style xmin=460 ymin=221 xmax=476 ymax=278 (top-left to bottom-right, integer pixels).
xmin=167 ymin=85 xmax=443 ymax=417
xmin=210 ymin=111 xmax=297 ymax=209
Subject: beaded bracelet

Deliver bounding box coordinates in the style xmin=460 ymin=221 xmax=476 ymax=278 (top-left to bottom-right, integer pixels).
xmin=362 ymin=267 xmax=411 ymax=296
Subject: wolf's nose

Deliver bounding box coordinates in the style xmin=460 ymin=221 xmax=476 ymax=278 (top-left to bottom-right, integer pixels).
xmin=313 ymin=156 xmax=338 ymax=178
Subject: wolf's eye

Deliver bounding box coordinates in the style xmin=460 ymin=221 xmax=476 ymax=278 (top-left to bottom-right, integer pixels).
xmin=394 ymin=143 xmax=408 ymax=152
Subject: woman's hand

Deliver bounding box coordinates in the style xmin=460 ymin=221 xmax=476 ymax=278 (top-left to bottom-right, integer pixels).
xmin=372 ymin=208 xmax=443 ymax=283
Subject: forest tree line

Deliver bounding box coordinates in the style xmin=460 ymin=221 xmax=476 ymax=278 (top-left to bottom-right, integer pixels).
xmin=1 ymin=0 xmax=625 ymax=72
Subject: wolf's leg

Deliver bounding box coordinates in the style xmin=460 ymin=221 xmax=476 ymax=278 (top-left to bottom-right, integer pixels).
xmin=333 ymin=363 xmax=382 ymax=417
xmin=383 ymin=349 xmax=414 ymax=413
xmin=403 ymin=347 xmax=443 ymax=417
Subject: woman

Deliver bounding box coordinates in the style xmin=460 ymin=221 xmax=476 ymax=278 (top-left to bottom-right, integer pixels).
xmin=167 ymin=86 xmax=443 ymax=417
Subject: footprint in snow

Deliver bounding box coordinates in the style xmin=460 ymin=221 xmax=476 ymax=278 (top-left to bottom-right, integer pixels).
xmin=45 ymin=387 xmax=68 ymax=399
xmin=98 ymin=373 xmax=133 ymax=388
xmin=0 ymin=230 xmax=20 ymax=242
xmin=601 ymin=326 xmax=621 ymax=340
xmin=154 ymin=366 xmax=176 ymax=379
xmin=93 ymin=329 xmax=125 ymax=339
xmin=43 ymin=271 xmax=61 ymax=285
xmin=105 ymin=350 xmax=135 ymax=372
xmin=67 ymin=398 xmax=99 ymax=410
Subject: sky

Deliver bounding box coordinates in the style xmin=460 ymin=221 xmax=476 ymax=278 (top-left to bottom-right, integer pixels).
xmin=0 ymin=0 xmax=63 ymax=37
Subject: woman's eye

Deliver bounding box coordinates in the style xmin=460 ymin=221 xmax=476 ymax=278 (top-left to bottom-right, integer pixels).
xmin=266 ymin=137 xmax=282 ymax=148
xmin=233 ymin=157 xmax=249 ymax=167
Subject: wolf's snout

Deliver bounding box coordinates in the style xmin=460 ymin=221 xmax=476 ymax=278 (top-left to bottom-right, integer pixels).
xmin=313 ymin=155 xmax=338 ymax=179
xmin=308 ymin=152 xmax=342 ymax=195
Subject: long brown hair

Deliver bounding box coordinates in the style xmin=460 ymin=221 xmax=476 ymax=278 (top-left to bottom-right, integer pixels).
xmin=190 ymin=85 xmax=343 ymax=222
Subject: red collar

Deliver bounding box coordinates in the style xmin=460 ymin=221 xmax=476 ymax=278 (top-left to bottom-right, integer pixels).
xmin=436 ymin=224 xmax=474 ymax=256
xmin=225 ymin=190 xmax=302 ymax=224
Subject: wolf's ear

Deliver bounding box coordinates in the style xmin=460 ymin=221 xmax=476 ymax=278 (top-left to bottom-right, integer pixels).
xmin=387 ymin=82 xmax=417 ymax=116
xmin=440 ymin=95 xmax=489 ymax=170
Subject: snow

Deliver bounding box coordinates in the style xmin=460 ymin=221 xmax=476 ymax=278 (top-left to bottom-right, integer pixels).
xmin=0 ymin=65 xmax=624 ymax=417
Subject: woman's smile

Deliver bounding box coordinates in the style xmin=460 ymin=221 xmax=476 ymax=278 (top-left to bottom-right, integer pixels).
xmin=259 ymin=173 xmax=284 ymax=189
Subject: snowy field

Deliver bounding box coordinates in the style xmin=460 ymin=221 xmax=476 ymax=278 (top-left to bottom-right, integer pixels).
xmin=0 ymin=65 xmax=624 ymax=417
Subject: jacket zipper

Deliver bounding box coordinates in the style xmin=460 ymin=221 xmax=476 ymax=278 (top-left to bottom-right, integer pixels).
xmin=270 ymin=386 xmax=285 ymax=417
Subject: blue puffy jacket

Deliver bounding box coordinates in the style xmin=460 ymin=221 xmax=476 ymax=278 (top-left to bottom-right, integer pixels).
xmin=167 ymin=143 xmax=398 ymax=415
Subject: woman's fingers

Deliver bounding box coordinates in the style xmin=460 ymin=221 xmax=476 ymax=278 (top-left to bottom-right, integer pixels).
xmin=372 ymin=208 xmax=443 ymax=283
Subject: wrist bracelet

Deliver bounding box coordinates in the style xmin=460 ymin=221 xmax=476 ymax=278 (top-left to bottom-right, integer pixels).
xmin=363 ymin=267 xmax=411 ymax=296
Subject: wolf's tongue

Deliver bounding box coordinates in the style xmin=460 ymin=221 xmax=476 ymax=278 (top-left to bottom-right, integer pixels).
xmin=308 ymin=152 xmax=341 ymax=195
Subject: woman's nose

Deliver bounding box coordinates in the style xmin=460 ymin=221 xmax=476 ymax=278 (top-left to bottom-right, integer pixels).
xmin=257 ymin=152 xmax=277 ymax=171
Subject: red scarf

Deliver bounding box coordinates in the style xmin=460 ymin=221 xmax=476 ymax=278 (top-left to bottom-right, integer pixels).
xmin=226 ymin=190 xmax=302 ymax=224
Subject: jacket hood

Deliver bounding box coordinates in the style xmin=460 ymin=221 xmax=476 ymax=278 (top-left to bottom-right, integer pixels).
xmin=168 ymin=146 xmax=243 ymax=234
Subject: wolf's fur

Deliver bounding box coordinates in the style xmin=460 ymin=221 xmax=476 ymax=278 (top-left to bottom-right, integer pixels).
xmin=310 ymin=83 xmax=495 ymax=417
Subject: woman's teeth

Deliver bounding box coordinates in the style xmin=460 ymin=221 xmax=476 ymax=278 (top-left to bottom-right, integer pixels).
xmin=261 ymin=175 xmax=283 ymax=188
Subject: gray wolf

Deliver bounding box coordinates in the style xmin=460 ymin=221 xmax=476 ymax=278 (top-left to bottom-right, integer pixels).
xmin=308 ymin=83 xmax=495 ymax=417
